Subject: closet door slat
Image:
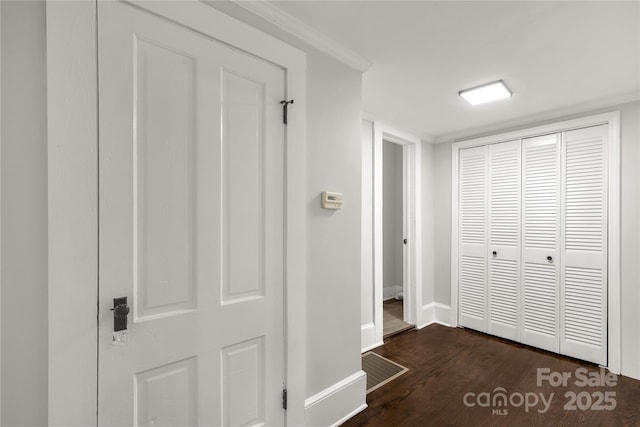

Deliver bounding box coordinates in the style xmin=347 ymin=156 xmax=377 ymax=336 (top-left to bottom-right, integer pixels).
xmin=488 ymin=140 xmax=520 ymax=341
xmin=521 ymin=134 xmax=561 ymax=353
xmin=560 ymin=125 xmax=608 ymax=365
xmin=459 ymin=145 xmax=488 ymax=332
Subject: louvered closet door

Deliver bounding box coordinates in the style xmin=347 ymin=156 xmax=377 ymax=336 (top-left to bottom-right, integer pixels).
xmin=521 ymin=134 xmax=561 ymax=352
xmin=459 ymin=146 xmax=488 ymax=332
xmin=487 ymin=141 xmax=520 ymax=341
xmin=561 ymin=125 xmax=608 ymax=365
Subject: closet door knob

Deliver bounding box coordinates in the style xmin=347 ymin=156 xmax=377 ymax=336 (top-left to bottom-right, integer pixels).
xmin=547 ymin=256 xmax=553 ymax=262
xmin=492 ymin=251 xmax=497 ymax=257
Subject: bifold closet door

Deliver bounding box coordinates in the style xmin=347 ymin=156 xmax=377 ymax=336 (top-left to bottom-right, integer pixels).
xmin=561 ymin=125 xmax=608 ymax=366
xmin=487 ymin=141 xmax=520 ymax=341
xmin=521 ymin=134 xmax=561 ymax=352
xmin=459 ymin=146 xmax=488 ymax=332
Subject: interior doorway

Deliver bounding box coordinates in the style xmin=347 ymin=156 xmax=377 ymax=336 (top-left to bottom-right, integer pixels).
xmin=362 ymin=120 xmax=422 ymax=352
xmin=381 ymin=140 xmax=413 ymax=338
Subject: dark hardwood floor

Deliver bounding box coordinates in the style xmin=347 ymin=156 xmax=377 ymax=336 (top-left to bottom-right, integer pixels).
xmin=345 ymin=324 xmax=640 ymax=426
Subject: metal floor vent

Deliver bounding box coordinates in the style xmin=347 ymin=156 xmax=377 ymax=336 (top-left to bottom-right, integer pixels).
xmin=362 ymin=352 xmax=409 ymax=394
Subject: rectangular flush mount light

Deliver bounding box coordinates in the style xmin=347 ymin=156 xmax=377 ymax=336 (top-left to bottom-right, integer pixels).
xmin=459 ymin=80 xmax=512 ymax=105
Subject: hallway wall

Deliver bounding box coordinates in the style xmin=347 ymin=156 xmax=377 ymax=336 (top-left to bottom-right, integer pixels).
xmin=1 ymin=2 xmax=48 ymax=425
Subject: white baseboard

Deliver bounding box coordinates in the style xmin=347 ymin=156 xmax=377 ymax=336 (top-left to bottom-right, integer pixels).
xmin=418 ymin=302 xmax=452 ymax=328
xmin=434 ymin=303 xmax=452 ymax=326
xmin=304 ymin=371 xmax=367 ymax=427
xmin=361 ymin=322 xmax=383 ymax=352
xmin=383 ymin=285 xmax=402 ymax=300
xmin=419 ymin=303 xmax=435 ymax=328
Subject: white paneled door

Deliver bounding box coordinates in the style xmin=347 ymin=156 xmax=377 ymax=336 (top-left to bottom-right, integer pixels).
xmin=97 ymin=2 xmax=285 ymax=426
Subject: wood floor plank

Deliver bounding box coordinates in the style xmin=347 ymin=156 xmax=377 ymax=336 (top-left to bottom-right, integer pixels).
xmin=344 ymin=324 xmax=640 ymax=426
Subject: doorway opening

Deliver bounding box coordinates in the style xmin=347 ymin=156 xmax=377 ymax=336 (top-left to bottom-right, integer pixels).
xmin=382 ymin=140 xmax=413 ymax=338
xmin=362 ymin=120 xmax=422 ymax=352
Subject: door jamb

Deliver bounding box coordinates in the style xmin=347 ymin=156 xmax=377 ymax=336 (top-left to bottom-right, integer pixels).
xmin=373 ymin=122 xmax=422 ymax=344
xmin=46 ymin=1 xmax=307 ymax=424
xmin=450 ymin=111 xmax=621 ymax=374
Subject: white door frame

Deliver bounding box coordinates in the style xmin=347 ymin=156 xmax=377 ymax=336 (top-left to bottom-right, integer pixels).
xmin=450 ymin=111 xmax=621 ymax=374
xmin=0 ymin=2 xmax=3 ymax=418
xmin=373 ymin=122 xmax=423 ymax=344
xmin=46 ymin=1 xmax=307 ymax=425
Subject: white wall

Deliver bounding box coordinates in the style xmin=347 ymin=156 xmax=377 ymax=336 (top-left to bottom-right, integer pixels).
xmin=421 ymin=142 xmax=435 ymax=307
xmin=305 ymin=49 xmax=363 ymax=398
xmin=433 ymin=100 xmax=640 ymax=379
xmin=1 ymin=1 xmax=48 ymax=425
xmin=382 ymin=141 xmax=403 ymax=299
xmin=433 ymin=142 xmax=452 ymax=306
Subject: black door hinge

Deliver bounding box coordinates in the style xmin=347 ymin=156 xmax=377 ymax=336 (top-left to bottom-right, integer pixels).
xmin=282 ymin=388 xmax=288 ymax=410
xmin=280 ymin=99 xmax=294 ymax=125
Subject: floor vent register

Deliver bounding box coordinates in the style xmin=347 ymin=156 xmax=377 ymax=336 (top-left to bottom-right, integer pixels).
xmin=362 ymin=352 xmax=409 ymax=394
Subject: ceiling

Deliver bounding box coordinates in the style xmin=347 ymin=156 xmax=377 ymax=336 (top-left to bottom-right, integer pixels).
xmin=269 ymin=1 xmax=640 ymax=142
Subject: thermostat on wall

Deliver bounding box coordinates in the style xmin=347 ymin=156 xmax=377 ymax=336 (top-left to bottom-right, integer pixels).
xmin=321 ymin=191 xmax=343 ymax=209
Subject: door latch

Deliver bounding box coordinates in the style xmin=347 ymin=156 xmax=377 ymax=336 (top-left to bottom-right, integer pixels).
xmin=111 ymin=296 xmax=130 ymax=332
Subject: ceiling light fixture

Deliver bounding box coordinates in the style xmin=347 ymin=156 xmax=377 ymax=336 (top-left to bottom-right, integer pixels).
xmin=459 ymin=80 xmax=512 ymax=106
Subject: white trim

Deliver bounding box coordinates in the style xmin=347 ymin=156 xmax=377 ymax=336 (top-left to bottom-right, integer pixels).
xmin=383 ymin=285 xmax=402 ymax=300
xmin=434 ymin=91 xmax=639 ymax=144
xmin=607 ymin=113 xmax=621 ymax=375
xmin=373 ymin=125 xmax=383 ymax=344
xmin=47 ymin=2 xmax=99 ymax=424
xmin=0 ymin=1 xmax=3 ymax=419
xmin=451 ymin=112 xmax=619 ymax=150
xmin=304 ymin=371 xmax=367 ymax=427
xmin=47 ymin=1 xmax=307 ymax=424
xmin=332 ymin=404 xmax=368 ymax=427
xmin=373 ymin=122 xmax=423 ymax=344
xmin=363 ymin=111 xmax=436 ymax=144
xmin=450 ymin=111 xmax=621 ymax=374
xmin=434 ymin=303 xmax=452 ymax=326
xmin=419 ymin=303 xmax=452 ymax=328
xmin=420 ymin=303 xmax=434 ymax=328
xmin=360 ymin=322 xmax=383 ymax=353
xmin=233 ymin=0 xmax=371 ymax=72
xmin=360 ymin=119 xmax=375 ymax=353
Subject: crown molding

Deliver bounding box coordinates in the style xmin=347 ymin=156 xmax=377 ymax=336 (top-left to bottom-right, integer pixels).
xmin=233 ymin=0 xmax=372 ymax=72
xmin=362 ymin=111 xmax=435 ymax=143
xmin=433 ymin=91 xmax=640 ymax=144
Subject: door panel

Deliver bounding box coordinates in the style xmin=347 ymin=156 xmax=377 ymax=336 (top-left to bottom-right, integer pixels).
xmin=560 ymin=125 xmax=608 ymax=365
xmin=135 ymin=357 xmax=198 ymax=427
xmin=134 ymin=36 xmax=197 ymax=321
xmin=487 ymin=140 xmax=520 ymax=340
xmin=98 ymin=2 xmax=285 ymax=425
xmin=221 ymin=70 xmax=268 ymax=304
xmin=521 ymin=134 xmax=560 ymax=352
xmin=221 ymin=337 xmax=265 ymax=426
xmin=459 ymin=146 xmax=488 ymax=332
